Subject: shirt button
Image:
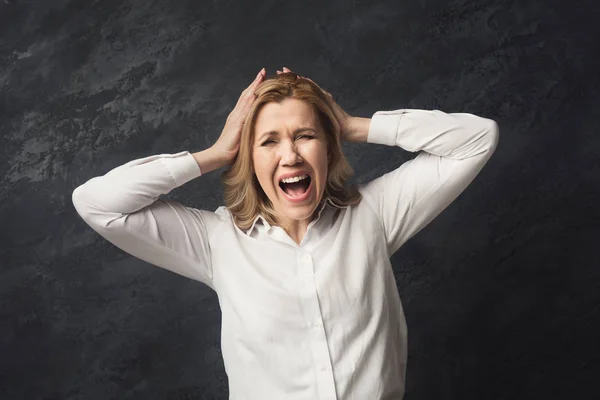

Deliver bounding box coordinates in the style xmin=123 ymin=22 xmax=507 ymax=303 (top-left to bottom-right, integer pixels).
xmin=319 ymin=365 xmax=327 ymax=372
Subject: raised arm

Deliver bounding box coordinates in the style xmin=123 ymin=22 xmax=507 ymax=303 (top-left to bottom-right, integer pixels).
xmin=358 ymin=109 xmax=499 ymax=256
xmin=71 ymin=148 xmax=229 ymax=288
xmin=274 ymin=68 xmax=498 ymax=256
xmin=72 ymin=67 xmax=268 ymax=288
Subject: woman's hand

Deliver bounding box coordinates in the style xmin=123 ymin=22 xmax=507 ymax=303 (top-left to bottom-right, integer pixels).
xmin=276 ymin=67 xmax=358 ymax=142
xmin=212 ymin=68 xmax=266 ymax=164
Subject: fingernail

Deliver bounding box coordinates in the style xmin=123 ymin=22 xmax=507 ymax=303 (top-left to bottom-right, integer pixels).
xmin=256 ymin=68 xmax=264 ymax=79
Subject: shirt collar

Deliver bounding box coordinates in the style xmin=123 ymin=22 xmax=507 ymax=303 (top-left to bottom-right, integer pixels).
xmin=244 ymin=197 xmax=348 ymax=236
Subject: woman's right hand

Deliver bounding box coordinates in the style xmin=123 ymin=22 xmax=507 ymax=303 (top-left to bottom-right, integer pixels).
xmin=212 ymin=68 xmax=266 ymax=164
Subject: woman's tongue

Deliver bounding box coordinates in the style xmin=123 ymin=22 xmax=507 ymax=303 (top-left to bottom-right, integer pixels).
xmin=282 ymin=180 xmax=309 ymax=197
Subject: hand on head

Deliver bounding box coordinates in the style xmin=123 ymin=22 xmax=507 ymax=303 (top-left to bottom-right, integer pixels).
xmin=212 ymin=68 xmax=266 ymax=164
xmin=212 ymin=66 xmax=355 ymax=165
xmin=277 ymin=67 xmax=353 ymax=141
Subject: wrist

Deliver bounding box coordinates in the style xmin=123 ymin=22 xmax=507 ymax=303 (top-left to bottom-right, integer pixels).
xmin=345 ymin=117 xmax=371 ymax=143
xmin=193 ymin=147 xmax=232 ymax=174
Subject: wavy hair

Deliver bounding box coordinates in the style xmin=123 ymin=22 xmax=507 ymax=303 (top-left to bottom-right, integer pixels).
xmin=221 ymin=72 xmax=362 ymax=232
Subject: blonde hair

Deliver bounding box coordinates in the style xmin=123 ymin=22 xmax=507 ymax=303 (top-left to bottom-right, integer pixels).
xmin=221 ymin=72 xmax=362 ymax=232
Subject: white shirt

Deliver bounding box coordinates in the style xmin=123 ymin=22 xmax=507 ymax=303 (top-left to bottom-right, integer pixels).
xmin=72 ymin=108 xmax=499 ymax=400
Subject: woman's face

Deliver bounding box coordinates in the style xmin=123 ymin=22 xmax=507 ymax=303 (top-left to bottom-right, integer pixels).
xmin=252 ymin=98 xmax=329 ymax=226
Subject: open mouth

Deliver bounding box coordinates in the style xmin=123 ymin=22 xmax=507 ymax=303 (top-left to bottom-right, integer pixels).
xmin=278 ymin=174 xmax=312 ymax=198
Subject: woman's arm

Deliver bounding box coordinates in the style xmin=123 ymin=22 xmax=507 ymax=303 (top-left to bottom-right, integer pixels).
xmin=72 ymin=150 xmax=221 ymax=288
xmin=193 ymin=146 xmax=234 ymax=174
xmin=282 ymin=66 xmax=499 ymax=256
xmin=357 ymin=109 xmax=499 ymax=256
xmin=72 ymin=69 xmax=267 ymax=287
xmin=344 ymin=116 xmax=371 ymax=143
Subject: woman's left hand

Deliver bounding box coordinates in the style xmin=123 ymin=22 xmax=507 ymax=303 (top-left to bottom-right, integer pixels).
xmin=277 ymin=67 xmax=356 ymax=142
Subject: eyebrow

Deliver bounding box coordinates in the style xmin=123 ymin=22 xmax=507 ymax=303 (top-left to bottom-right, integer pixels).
xmin=256 ymin=127 xmax=317 ymax=142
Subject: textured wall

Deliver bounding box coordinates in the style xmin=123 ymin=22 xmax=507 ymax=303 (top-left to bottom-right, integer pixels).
xmin=1 ymin=0 xmax=599 ymax=399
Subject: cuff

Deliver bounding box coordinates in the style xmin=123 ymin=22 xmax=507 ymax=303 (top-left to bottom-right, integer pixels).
xmin=160 ymin=151 xmax=203 ymax=187
xmin=366 ymin=110 xmax=406 ymax=146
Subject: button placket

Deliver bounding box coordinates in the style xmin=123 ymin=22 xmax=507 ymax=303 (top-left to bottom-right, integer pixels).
xmin=297 ymin=252 xmax=314 ymax=277
xmin=296 ymin=251 xmax=336 ymax=398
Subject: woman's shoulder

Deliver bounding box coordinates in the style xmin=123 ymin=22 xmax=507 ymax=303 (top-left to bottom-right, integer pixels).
xmin=214 ymin=205 xmax=232 ymax=220
xmin=178 ymin=203 xmax=233 ymax=227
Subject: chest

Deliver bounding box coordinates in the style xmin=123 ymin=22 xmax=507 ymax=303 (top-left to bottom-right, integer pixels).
xmin=210 ymin=215 xmax=390 ymax=344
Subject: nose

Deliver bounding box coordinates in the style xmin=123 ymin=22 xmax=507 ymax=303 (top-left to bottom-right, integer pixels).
xmin=278 ymin=139 xmax=303 ymax=166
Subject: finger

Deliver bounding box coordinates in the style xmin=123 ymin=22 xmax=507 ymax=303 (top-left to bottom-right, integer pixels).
xmin=241 ymin=70 xmax=264 ymax=96
xmin=275 ymin=68 xmax=332 ymax=99
xmin=249 ymin=68 xmax=265 ymax=87
xmin=235 ymin=72 xmax=263 ymax=107
xmin=236 ymin=87 xmax=254 ymax=107
xmin=254 ymin=69 xmax=265 ymax=83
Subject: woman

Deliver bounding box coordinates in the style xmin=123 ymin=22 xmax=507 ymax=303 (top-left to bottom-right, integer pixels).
xmin=72 ymin=67 xmax=499 ymax=399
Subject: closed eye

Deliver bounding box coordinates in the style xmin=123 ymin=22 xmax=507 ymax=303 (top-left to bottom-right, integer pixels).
xmin=261 ymin=135 xmax=314 ymax=146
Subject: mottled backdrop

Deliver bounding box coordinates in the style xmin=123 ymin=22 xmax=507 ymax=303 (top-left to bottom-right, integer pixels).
xmin=1 ymin=0 xmax=599 ymax=399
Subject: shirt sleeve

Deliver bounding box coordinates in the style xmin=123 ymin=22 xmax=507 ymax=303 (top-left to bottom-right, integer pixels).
xmin=71 ymin=150 xmax=218 ymax=289
xmin=358 ymin=109 xmax=499 ymax=256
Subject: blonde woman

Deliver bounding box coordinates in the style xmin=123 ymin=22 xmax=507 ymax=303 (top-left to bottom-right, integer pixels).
xmin=72 ymin=66 xmax=499 ymax=399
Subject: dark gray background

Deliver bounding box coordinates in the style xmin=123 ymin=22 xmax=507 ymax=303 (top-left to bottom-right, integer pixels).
xmin=1 ymin=0 xmax=599 ymax=399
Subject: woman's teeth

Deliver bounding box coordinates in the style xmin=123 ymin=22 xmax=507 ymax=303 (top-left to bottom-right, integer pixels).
xmin=280 ymin=174 xmax=309 ymax=184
